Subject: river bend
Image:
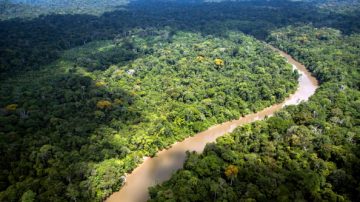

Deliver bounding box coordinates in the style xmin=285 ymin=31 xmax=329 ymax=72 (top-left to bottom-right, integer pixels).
xmin=106 ymin=46 xmax=319 ymax=202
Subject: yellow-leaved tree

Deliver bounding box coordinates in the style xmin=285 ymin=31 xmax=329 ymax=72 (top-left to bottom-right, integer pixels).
xmin=95 ymin=81 xmax=106 ymax=87
xmin=225 ymin=165 xmax=238 ymax=185
xmin=196 ymin=55 xmax=205 ymax=62
xmin=5 ymin=104 xmax=18 ymax=111
xmin=214 ymin=58 xmax=224 ymax=66
xmin=96 ymin=100 xmax=112 ymax=109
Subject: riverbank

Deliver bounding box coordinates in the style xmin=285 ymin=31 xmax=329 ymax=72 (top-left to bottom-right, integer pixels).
xmin=106 ymin=46 xmax=319 ymax=202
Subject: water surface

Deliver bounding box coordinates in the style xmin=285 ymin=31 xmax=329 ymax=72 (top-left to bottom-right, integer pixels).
xmin=106 ymin=46 xmax=319 ymax=202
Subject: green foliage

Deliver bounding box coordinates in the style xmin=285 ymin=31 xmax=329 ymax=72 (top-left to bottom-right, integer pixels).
xmin=0 ymin=30 xmax=297 ymax=201
xmin=149 ymin=26 xmax=360 ymax=202
xmin=21 ymin=190 xmax=36 ymax=202
xmin=1 ymin=0 xmax=359 ymax=78
xmin=0 ymin=1 xmax=359 ymax=201
xmin=0 ymin=0 xmax=130 ymax=20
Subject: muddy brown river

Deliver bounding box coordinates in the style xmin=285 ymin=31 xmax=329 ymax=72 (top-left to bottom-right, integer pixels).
xmin=106 ymin=46 xmax=319 ymax=202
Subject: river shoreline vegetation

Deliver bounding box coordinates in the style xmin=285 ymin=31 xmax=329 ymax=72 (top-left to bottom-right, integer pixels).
xmin=149 ymin=25 xmax=360 ymax=201
xmin=0 ymin=0 xmax=359 ymax=202
xmin=0 ymin=29 xmax=299 ymax=201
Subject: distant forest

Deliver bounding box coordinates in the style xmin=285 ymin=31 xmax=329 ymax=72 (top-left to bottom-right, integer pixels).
xmin=0 ymin=0 xmax=359 ymax=202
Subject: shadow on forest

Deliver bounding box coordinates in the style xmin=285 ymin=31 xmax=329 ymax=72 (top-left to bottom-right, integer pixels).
xmin=0 ymin=0 xmax=360 ymax=201
xmin=1 ymin=0 xmax=359 ymax=77
xmin=0 ymin=40 xmax=143 ymax=200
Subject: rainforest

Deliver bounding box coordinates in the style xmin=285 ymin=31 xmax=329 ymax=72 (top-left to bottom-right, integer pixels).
xmin=0 ymin=0 xmax=359 ymax=202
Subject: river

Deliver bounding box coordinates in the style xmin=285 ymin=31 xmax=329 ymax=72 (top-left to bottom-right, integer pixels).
xmin=106 ymin=46 xmax=319 ymax=202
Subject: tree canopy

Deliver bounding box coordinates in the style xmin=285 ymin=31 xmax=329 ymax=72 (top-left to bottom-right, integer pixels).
xmin=0 ymin=0 xmax=359 ymax=201
xmin=149 ymin=25 xmax=360 ymax=202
